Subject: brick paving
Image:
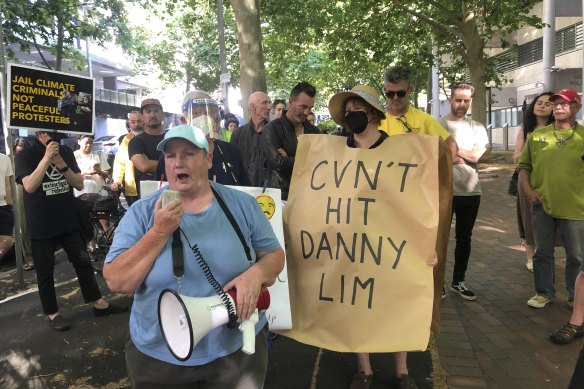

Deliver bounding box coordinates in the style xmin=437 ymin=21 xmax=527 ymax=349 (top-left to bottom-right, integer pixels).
xmin=437 ymin=164 xmax=580 ymax=389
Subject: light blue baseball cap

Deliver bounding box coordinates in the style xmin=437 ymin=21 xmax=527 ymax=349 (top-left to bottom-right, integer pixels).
xmin=156 ymin=124 xmax=209 ymax=153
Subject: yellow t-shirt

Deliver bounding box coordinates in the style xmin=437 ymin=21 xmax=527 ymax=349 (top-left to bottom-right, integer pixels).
xmin=379 ymin=106 xmax=449 ymax=140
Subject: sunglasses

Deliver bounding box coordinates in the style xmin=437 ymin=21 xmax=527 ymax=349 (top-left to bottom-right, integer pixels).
xmin=384 ymin=90 xmax=407 ymax=99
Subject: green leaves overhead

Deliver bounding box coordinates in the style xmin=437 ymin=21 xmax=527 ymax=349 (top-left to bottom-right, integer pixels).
xmin=128 ymin=0 xmax=239 ymax=92
xmin=2 ymin=0 xmax=131 ymax=71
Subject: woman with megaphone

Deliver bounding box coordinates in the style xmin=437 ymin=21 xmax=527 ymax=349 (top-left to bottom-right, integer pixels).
xmin=103 ymin=124 xmax=284 ymax=388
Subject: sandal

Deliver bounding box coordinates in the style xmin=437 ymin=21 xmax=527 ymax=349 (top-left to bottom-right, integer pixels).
xmin=550 ymin=322 xmax=584 ymax=345
xmin=24 ymin=263 xmax=34 ymax=271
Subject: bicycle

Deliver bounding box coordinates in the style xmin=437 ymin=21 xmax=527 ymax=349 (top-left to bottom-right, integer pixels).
xmin=80 ymin=187 xmax=127 ymax=273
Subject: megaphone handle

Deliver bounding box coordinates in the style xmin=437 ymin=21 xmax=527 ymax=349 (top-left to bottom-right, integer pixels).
xmin=240 ymin=309 xmax=259 ymax=355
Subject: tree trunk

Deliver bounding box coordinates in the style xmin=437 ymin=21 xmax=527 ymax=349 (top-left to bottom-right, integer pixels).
xmin=458 ymin=14 xmax=487 ymax=125
xmin=228 ymin=0 xmax=267 ymax=121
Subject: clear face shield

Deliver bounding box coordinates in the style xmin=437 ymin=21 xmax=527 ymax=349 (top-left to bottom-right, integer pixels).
xmin=183 ymin=98 xmax=224 ymax=141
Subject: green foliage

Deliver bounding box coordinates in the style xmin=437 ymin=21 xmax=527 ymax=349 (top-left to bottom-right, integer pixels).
xmin=317 ymin=119 xmax=340 ymax=135
xmin=128 ymin=0 xmax=240 ymax=92
xmin=2 ymin=0 xmax=131 ymax=71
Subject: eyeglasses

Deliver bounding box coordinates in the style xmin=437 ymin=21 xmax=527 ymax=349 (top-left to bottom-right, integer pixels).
xmin=384 ymin=90 xmax=407 ymax=99
xmin=551 ymin=101 xmax=576 ymax=107
xmin=397 ymin=116 xmax=413 ymax=133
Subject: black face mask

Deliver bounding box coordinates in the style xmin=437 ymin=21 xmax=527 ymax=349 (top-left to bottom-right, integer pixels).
xmin=345 ymin=111 xmax=369 ymax=134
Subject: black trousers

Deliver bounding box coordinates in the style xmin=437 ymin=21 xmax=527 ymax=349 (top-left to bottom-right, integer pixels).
xmin=452 ymin=195 xmax=481 ymax=283
xmin=31 ymin=230 xmax=102 ymax=315
xmin=125 ymin=325 xmax=269 ymax=388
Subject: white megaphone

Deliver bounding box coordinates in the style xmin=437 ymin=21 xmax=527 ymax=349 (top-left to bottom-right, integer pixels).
xmin=158 ymin=286 xmax=271 ymax=361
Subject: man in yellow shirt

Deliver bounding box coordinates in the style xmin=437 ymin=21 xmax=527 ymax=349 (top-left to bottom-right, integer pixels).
xmin=380 ymin=66 xmax=457 ymax=157
xmin=111 ymin=110 xmax=143 ymax=206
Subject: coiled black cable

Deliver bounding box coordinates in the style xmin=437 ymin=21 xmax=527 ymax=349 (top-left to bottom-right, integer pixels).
xmin=179 ymin=228 xmax=238 ymax=329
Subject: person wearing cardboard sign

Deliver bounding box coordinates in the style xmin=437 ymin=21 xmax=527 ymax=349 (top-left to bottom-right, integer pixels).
xmin=328 ymin=85 xmax=438 ymax=389
xmin=103 ymin=124 xmax=284 ymax=387
xmin=15 ymin=131 xmax=127 ymax=332
xmin=517 ymin=89 xmax=584 ymax=344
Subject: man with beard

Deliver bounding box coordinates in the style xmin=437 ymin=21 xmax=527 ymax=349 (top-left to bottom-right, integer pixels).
xmin=128 ymin=99 xmax=165 ymax=198
xmin=518 ymin=89 xmax=584 ymax=346
xmin=111 ymin=111 xmax=143 ymax=206
xmin=438 ymin=84 xmax=489 ymax=301
xmin=262 ymin=81 xmax=320 ymax=200
xmin=231 ymin=91 xmax=271 ymax=186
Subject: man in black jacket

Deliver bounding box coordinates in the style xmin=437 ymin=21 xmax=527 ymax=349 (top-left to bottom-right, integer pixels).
xmin=262 ymin=81 xmax=320 ymax=200
xmin=230 ymin=91 xmax=271 ymax=187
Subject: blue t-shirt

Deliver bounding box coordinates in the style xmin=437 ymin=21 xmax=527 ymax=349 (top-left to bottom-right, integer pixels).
xmin=106 ymin=182 xmax=281 ymax=366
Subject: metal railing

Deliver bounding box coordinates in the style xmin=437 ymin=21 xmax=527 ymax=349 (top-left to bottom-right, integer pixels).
xmin=95 ymin=89 xmax=143 ymax=107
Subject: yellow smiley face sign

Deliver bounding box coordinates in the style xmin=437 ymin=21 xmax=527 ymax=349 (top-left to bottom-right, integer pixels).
xmin=256 ymin=194 xmax=276 ymax=220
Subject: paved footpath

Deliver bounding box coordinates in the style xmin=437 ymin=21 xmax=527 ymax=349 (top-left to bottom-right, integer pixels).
xmin=437 ymin=164 xmax=580 ymax=389
xmin=0 ymin=161 xmax=580 ymax=388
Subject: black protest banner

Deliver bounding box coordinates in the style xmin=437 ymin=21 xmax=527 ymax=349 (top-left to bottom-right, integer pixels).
xmin=7 ymin=64 xmax=94 ymax=135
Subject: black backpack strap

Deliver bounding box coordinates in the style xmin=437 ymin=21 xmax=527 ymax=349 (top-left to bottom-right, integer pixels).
xmin=172 ymin=229 xmax=184 ymax=277
xmin=211 ymin=185 xmax=253 ymax=262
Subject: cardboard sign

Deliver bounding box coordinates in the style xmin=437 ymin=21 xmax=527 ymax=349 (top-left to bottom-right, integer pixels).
xmin=280 ymin=134 xmax=443 ymax=353
xmin=7 ymin=63 xmax=94 ymax=134
xmin=227 ymin=186 xmax=292 ymax=330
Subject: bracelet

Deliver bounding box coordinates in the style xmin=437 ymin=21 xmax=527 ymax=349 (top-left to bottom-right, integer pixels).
xmin=58 ymin=165 xmax=69 ymax=173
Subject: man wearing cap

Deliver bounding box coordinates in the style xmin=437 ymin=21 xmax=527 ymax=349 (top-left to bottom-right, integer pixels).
xmin=231 ymin=91 xmax=271 ymax=187
xmin=437 ymin=84 xmax=489 ymax=302
xmin=128 ymin=98 xmax=165 ymax=197
xmin=262 ymin=81 xmax=320 ymax=200
xmin=111 ymin=110 xmax=143 ymax=206
xmin=154 ymin=90 xmax=250 ymax=186
xmin=380 ymin=66 xmax=457 ymax=158
xmin=518 ymin=89 xmax=584 ymax=344
xmin=103 ymin=124 xmax=284 ymax=387
xmin=15 ymin=131 xmax=127 ymax=331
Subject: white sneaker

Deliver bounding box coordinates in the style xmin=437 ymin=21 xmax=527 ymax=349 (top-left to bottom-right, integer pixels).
xmin=527 ymin=294 xmax=551 ymax=308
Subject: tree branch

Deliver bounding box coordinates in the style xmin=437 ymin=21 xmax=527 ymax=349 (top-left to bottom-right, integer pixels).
xmin=27 ymin=22 xmax=52 ymax=69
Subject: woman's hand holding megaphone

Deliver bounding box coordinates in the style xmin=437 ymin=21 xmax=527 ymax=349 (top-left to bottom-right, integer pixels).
xmin=223 ymin=267 xmax=264 ymax=321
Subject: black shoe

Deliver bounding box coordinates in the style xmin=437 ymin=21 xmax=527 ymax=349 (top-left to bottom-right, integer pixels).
xmin=50 ymin=314 xmax=71 ymax=331
xmin=396 ymin=374 xmax=418 ymax=389
xmin=93 ymin=303 xmax=129 ymax=317
xmin=450 ymin=281 xmax=476 ymax=301
xmin=349 ymin=371 xmax=373 ymax=389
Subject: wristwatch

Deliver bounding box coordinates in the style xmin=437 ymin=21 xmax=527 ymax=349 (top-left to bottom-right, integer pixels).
xmin=58 ymin=165 xmax=69 ymax=173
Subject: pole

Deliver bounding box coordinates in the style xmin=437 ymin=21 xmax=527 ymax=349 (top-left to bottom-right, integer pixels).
xmin=0 ymin=9 xmax=25 ymax=285
xmin=431 ymin=46 xmax=440 ymax=119
xmin=217 ymin=0 xmax=229 ymax=113
xmin=542 ymin=0 xmax=556 ymax=91
xmin=83 ymin=4 xmax=93 ymax=78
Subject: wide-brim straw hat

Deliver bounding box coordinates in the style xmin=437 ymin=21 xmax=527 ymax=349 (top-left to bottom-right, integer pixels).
xmin=328 ymin=85 xmax=385 ymax=126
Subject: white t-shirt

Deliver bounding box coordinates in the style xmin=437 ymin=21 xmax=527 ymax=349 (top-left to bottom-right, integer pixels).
xmin=0 ymin=153 xmax=13 ymax=206
xmin=73 ymin=150 xmax=110 ymax=196
xmin=440 ymin=117 xmax=489 ymax=196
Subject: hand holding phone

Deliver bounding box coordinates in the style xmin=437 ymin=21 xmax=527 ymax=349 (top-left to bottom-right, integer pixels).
xmin=161 ymin=190 xmax=180 ymax=207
